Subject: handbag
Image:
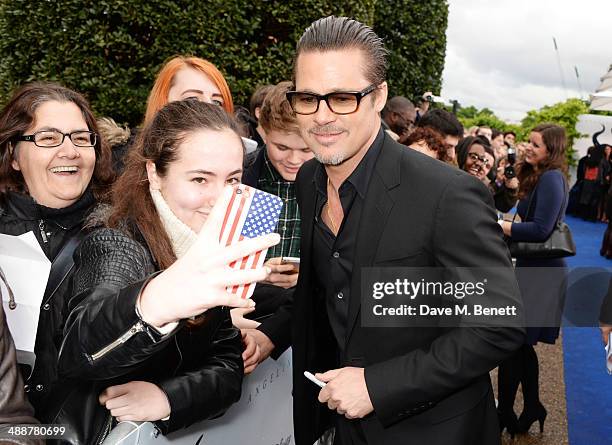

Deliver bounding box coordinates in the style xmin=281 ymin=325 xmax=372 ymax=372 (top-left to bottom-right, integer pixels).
xmin=508 ymin=174 xmax=576 ymax=259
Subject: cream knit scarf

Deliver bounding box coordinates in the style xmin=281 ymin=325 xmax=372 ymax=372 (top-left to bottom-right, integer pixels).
xmin=149 ymin=188 xmax=198 ymax=259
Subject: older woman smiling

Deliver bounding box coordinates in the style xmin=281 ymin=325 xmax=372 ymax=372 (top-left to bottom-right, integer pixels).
xmin=0 ymin=82 xmax=114 ymax=421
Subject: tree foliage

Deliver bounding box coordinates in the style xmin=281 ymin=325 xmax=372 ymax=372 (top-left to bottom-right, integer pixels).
xmin=455 ymin=106 xmax=521 ymax=135
xmin=0 ymin=0 xmax=449 ymax=127
xmin=373 ymin=0 xmax=448 ymax=104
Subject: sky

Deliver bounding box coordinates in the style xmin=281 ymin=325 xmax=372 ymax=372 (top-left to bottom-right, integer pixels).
xmin=440 ymin=0 xmax=612 ymax=122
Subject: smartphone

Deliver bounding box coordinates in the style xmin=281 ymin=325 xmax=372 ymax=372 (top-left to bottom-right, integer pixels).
xmin=281 ymin=257 xmax=300 ymax=273
xmin=220 ymin=185 xmax=283 ymax=299
xmin=281 ymin=257 xmax=300 ymax=265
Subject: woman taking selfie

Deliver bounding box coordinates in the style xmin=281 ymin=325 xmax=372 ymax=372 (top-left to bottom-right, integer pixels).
xmin=54 ymin=100 xmax=278 ymax=443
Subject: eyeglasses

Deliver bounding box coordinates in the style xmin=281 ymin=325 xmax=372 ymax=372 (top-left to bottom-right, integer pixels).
xmin=467 ymin=152 xmax=491 ymax=168
xmin=286 ymin=84 xmax=378 ymax=115
xmin=394 ymin=112 xmax=416 ymax=133
xmin=17 ymin=130 xmax=97 ymax=148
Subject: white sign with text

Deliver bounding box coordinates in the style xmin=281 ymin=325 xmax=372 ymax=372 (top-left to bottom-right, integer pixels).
xmin=105 ymin=350 xmax=294 ymax=445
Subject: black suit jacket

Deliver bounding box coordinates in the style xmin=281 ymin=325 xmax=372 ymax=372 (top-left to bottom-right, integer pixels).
xmin=286 ymin=133 xmax=525 ymax=445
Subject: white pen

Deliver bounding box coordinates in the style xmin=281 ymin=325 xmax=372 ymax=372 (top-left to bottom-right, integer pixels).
xmin=304 ymin=371 xmax=326 ymax=388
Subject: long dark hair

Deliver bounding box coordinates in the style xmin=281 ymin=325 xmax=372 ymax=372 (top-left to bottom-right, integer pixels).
xmin=517 ymin=123 xmax=567 ymax=199
xmin=456 ymin=136 xmax=494 ymax=171
xmin=108 ymin=100 xmax=242 ymax=270
xmin=0 ymin=82 xmax=114 ymax=203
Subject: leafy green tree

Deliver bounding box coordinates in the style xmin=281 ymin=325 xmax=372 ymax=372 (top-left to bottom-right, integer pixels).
xmin=373 ymin=1 xmax=448 ymax=103
xmin=0 ymin=0 xmax=374 ymax=126
xmin=0 ymin=0 xmax=449 ymax=127
xmin=452 ymin=105 xmax=520 ymax=135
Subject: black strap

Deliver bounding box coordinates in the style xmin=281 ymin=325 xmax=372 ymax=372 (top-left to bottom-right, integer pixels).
xmin=42 ymin=231 xmax=85 ymax=304
xmin=512 ymin=171 xmax=567 ymax=226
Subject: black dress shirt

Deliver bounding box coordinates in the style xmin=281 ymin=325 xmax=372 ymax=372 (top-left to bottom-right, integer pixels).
xmin=312 ymin=129 xmax=384 ymax=354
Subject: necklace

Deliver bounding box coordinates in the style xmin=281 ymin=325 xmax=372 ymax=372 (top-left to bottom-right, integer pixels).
xmin=326 ymin=201 xmax=338 ymax=233
xmin=326 ymin=177 xmax=339 ymax=234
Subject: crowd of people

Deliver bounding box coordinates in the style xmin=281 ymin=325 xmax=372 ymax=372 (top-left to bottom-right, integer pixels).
xmin=0 ymin=14 xmax=594 ymax=445
xmin=566 ymin=126 xmax=612 ymax=258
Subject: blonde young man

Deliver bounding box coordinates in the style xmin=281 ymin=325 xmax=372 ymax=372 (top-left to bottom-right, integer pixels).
xmin=242 ymin=81 xmax=313 ymax=289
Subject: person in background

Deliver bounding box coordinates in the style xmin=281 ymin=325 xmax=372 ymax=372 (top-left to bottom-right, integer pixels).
xmin=232 ymin=105 xmax=260 ymax=154
xmin=0 ymin=82 xmax=115 ymax=423
xmin=56 ymin=101 xmax=279 ymax=443
xmin=456 ymin=136 xmax=495 ymax=183
xmin=242 ymin=81 xmax=313 ymax=289
xmin=144 ymin=56 xmax=233 ymax=124
xmin=498 ymin=123 xmax=570 ymax=437
xmin=457 ymin=136 xmax=517 ymax=212
xmin=415 ymin=91 xmax=433 ymax=120
xmin=101 ymin=55 xmax=235 ymax=173
xmin=249 ymin=84 xmax=274 ymax=148
xmin=477 ymin=126 xmax=493 ymax=142
xmin=404 ymin=126 xmax=454 ymax=164
xmin=491 ymin=129 xmax=507 ymax=160
xmin=380 ymin=96 xmax=416 ymax=144
xmin=600 ymin=278 xmax=612 ymax=344
xmin=600 ymin=146 xmax=612 ymax=257
xmin=415 ymin=108 xmax=464 ymax=163
xmin=516 ymin=142 xmax=529 ymax=162
xmin=467 ymin=125 xmax=479 ymax=137
xmin=504 ymin=131 xmax=516 ymax=148
xmin=97 ymin=116 xmax=133 ymax=172
xmin=598 ymin=144 xmax=612 ymax=222
xmin=492 ymin=156 xmax=519 ymax=213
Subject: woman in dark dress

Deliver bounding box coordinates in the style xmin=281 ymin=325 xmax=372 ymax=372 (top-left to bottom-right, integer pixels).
xmin=498 ymin=123 xmax=569 ymax=437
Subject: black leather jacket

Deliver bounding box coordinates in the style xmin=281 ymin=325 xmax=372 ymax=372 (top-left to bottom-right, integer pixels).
xmin=0 ymin=304 xmax=43 ymax=445
xmin=54 ymin=225 xmax=243 ymax=442
xmin=0 ymin=190 xmax=95 ymax=415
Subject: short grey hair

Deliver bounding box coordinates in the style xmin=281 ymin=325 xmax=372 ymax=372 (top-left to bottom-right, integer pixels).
xmin=294 ymin=16 xmax=389 ymax=86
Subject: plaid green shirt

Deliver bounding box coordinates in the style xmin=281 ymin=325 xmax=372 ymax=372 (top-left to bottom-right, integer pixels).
xmin=257 ymin=149 xmax=301 ymax=259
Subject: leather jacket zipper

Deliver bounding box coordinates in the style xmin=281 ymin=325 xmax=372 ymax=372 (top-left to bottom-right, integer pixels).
xmin=38 ymin=219 xmax=48 ymax=243
xmin=96 ymin=414 xmax=113 ymax=445
xmin=90 ymin=321 xmax=145 ymax=362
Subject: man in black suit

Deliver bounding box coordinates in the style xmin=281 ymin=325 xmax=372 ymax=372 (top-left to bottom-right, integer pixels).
xmin=250 ymin=16 xmax=525 ymax=445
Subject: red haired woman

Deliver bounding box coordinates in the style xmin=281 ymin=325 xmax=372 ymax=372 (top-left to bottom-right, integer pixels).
xmin=144 ymin=55 xmax=234 ymax=124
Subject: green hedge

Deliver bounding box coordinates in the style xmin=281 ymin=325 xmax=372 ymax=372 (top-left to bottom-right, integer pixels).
xmin=374 ymin=1 xmax=448 ymax=104
xmin=0 ymin=0 xmax=447 ymax=127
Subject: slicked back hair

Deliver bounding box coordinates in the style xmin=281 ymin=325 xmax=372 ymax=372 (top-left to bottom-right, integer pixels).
xmin=294 ymin=16 xmax=389 ymax=86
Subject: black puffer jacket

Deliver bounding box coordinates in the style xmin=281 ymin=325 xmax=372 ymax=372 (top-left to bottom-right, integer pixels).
xmin=0 ymin=190 xmax=95 ymax=415
xmin=53 ymin=224 xmax=243 ymax=442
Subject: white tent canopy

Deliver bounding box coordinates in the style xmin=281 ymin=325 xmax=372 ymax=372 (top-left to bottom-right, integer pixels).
xmin=590 ymin=64 xmax=612 ymax=111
